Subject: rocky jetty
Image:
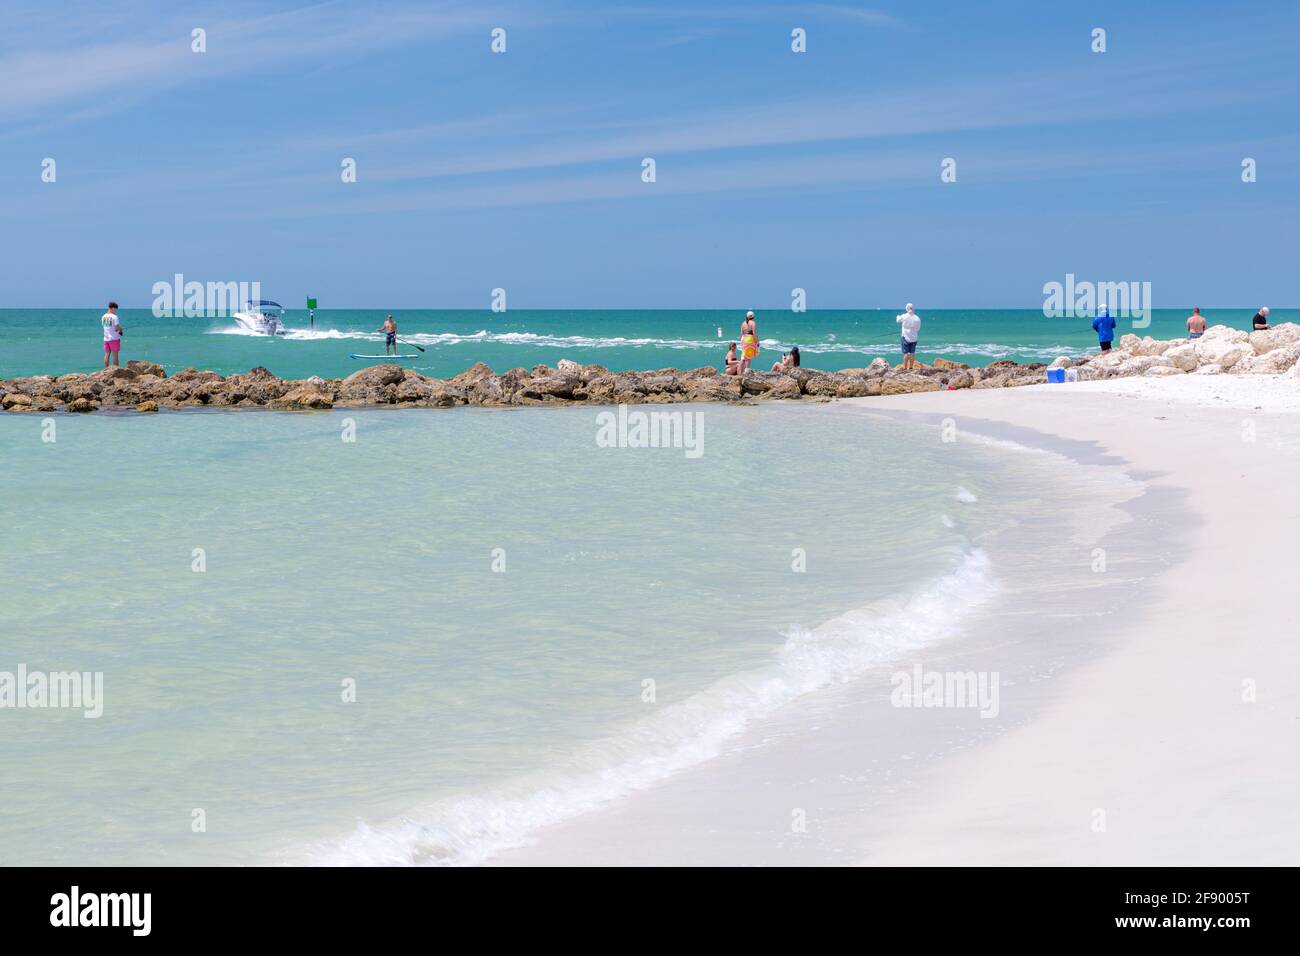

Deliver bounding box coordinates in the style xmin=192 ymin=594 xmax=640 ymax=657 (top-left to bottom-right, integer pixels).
xmin=3 ymin=324 xmax=1298 ymax=414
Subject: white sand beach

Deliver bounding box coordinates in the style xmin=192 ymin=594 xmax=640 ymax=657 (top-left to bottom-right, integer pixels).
xmin=492 ymin=375 xmax=1300 ymax=866
xmin=846 ymin=377 xmax=1300 ymax=865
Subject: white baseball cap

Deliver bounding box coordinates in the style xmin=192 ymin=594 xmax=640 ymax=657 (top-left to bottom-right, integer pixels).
xmin=746 ymin=311 xmax=754 ymax=318
xmin=905 ymin=302 xmax=914 ymax=310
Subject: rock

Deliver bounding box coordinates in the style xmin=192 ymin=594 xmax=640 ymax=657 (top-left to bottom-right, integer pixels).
xmin=448 ymin=362 xmax=495 ymax=388
xmin=425 ymin=381 xmax=467 ymax=407
xmin=556 ymin=359 xmax=581 ymax=374
xmin=1145 ymin=365 xmax=1185 ymax=376
xmin=865 ymin=357 xmax=891 ymax=376
xmin=468 ymin=375 xmax=507 ymax=406
xmin=880 ymin=373 xmax=942 ymax=395
xmin=801 ymin=374 xmax=839 ymax=397
xmin=172 ymin=368 xmax=225 ymax=384
xmin=931 ymin=357 xmax=968 ymax=370
xmin=1249 ymin=323 xmax=1300 ymax=355
xmin=1117 ymin=355 xmax=1173 ymax=376
xmin=342 ymin=364 xmax=405 ymax=388
xmin=2 ymin=392 xmax=33 ymax=410
xmin=136 ymin=400 xmax=159 ymax=413
xmin=98 ymin=366 xmax=137 ymax=381
xmin=759 ymin=377 xmax=801 ymax=400
xmin=1048 ymin=356 xmax=1073 ymax=369
xmin=64 ymin=397 xmax=97 ymax=413
xmin=1129 ymin=336 xmax=1178 ymax=356
xmin=686 ymin=377 xmax=743 ymax=403
xmin=1193 ymin=336 xmax=1253 ymax=371
xmin=739 ymin=373 xmax=780 ymax=396
xmin=1237 ymin=342 xmax=1300 ymax=374
xmin=834 ymin=377 xmax=879 ymax=398
xmin=271 ymin=385 xmax=335 ymax=409
xmin=1198 ymin=325 xmax=1250 ymax=345
xmin=947 ymin=370 xmax=974 ymax=389
xmin=1164 ymin=343 xmax=1199 ymax=372
xmin=126 ymin=360 xmax=166 ymax=378
xmin=1192 ymin=364 xmax=1222 ymax=375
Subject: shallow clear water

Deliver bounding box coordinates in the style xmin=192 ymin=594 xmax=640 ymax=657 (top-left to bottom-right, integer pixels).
xmin=1 ymin=308 xmax=1288 ymax=381
xmin=2 ymin=402 xmax=1075 ymax=864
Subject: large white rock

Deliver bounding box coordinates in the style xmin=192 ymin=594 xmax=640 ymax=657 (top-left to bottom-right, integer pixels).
xmin=1194 ymin=336 xmax=1253 ymax=371
xmin=1249 ymin=323 xmax=1300 ymax=355
xmin=1048 ymin=356 xmax=1073 ymax=369
xmin=1164 ymin=343 xmax=1200 ymax=372
xmin=1238 ymin=342 xmax=1300 ymax=374
xmin=1089 ymin=348 xmax=1132 ymax=371
xmin=1198 ymin=324 xmax=1249 ymax=344
xmin=1145 ymin=365 xmax=1185 ymax=376
xmin=1130 ymin=336 xmax=1177 ymax=356
xmin=1192 ymin=364 xmax=1222 ymax=375
xmin=1117 ymin=355 xmax=1173 ymax=376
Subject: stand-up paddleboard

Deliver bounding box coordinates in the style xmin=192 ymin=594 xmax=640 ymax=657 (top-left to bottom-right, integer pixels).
xmin=349 ymin=353 xmax=420 ymax=361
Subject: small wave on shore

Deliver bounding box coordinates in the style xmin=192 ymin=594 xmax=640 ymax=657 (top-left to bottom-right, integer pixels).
xmin=295 ymin=548 xmax=995 ymax=866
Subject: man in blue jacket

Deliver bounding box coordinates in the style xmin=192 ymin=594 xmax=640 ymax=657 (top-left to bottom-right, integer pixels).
xmin=1092 ymin=305 xmax=1117 ymax=352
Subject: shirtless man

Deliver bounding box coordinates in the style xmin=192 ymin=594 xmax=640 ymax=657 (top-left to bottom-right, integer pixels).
xmin=376 ymin=313 xmax=398 ymax=355
xmin=1186 ymin=307 xmax=1207 ymax=339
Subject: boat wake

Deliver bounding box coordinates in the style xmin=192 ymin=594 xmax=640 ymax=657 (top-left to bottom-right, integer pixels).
xmin=206 ymin=325 xmax=1092 ymax=362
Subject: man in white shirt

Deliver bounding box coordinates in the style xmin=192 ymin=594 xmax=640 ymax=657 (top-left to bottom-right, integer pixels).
xmin=101 ymin=301 xmax=124 ymax=369
xmin=896 ymin=302 xmax=921 ymax=371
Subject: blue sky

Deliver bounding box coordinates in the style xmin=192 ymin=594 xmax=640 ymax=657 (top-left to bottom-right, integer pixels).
xmin=2 ymin=0 xmax=1296 ymax=308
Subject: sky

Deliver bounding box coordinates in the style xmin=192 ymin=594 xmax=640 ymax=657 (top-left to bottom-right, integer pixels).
xmin=1 ymin=0 xmax=1297 ymax=309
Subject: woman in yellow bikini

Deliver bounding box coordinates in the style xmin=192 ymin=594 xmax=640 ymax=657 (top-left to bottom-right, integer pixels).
xmin=739 ymin=310 xmax=759 ymax=373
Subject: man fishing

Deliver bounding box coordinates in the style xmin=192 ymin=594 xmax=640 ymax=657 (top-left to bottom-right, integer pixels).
xmin=101 ymin=301 xmax=124 ymax=369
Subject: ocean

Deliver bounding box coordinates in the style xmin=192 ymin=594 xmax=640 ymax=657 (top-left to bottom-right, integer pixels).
xmin=0 ymin=398 xmax=1137 ymax=866
xmin=1 ymin=308 xmax=1289 ymax=381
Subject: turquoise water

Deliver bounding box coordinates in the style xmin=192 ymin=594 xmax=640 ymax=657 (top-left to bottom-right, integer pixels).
xmin=0 ymin=402 xmax=1064 ymax=865
xmin=2 ymin=308 xmax=1290 ymax=381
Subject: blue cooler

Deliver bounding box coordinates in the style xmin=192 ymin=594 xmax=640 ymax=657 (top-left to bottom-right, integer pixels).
xmin=1046 ymin=368 xmax=1066 ymax=383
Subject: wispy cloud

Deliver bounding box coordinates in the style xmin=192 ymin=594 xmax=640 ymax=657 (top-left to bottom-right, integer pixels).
xmin=608 ymin=4 xmax=900 ymax=27
xmin=0 ymin=1 xmax=504 ymax=122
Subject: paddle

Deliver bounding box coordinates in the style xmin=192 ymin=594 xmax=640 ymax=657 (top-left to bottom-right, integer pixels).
xmin=397 ymin=338 xmax=425 ymax=353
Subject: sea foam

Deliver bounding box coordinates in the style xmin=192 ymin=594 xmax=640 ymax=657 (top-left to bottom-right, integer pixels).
xmin=296 ymin=548 xmax=996 ymax=866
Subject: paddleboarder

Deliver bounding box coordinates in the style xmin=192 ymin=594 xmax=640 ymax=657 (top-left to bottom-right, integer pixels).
xmin=376 ymin=314 xmax=398 ymax=355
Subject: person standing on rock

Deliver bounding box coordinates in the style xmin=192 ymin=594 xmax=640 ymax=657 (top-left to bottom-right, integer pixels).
xmin=1092 ymin=305 xmax=1116 ymax=352
xmin=1252 ymin=307 xmax=1271 ymax=331
xmin=376 ymin=313 xmax=399 ymax=355
xmin=1186 ymin=308 xmax=1207 ymax=339
xmin=739 ymin=311 xmax=759 ymax=373
xmin=101 ymin=301 xmax=124 ymax=369
xmin=896 ymin=303 xmax=921 ymax=371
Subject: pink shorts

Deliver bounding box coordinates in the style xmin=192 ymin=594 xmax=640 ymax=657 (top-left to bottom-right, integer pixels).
xmin=104 ymin=339 xmax=121 ymax=354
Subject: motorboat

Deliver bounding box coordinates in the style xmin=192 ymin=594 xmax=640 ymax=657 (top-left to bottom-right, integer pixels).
xmin=232 ymin=300 xmax=288 ymax=336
